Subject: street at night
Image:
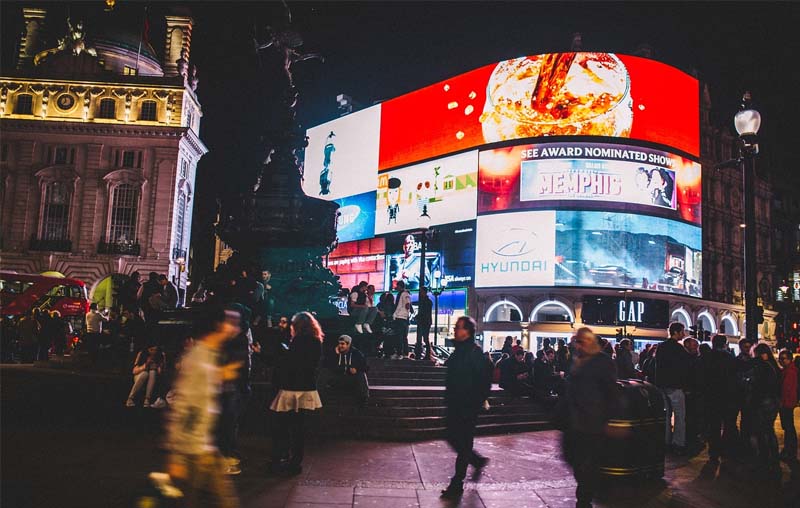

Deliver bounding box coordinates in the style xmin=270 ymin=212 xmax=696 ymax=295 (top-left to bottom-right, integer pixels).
xmin=2 ymin=1 xmax=800 ymax=507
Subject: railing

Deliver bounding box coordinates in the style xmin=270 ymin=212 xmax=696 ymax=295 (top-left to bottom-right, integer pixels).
xmin=172 ymin=247 xmax=187 ymax=260
xmin=29 ymin=236 xmax=72 ymax=252
xmin=98 ymin=238 xmax=141 ymax=256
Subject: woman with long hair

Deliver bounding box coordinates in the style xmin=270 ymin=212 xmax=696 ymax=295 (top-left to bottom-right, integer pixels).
xmin=749 ymin=342 xmax=781 ymax=470
xmin=268 ymin=311 xmax=323 ymax=475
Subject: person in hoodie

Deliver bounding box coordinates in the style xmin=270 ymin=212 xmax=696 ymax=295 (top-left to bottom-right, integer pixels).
xmin=317 ymin=335 xmax=369 ymax=406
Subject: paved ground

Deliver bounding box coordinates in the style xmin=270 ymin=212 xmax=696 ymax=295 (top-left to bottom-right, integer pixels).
xmin=2 ymin=365 xmax=799 ymax=508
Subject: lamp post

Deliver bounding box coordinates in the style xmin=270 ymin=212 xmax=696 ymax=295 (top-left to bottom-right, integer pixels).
xmin=734 ymin=92 xmax=762 ymax=342
xmin=431 ymin=270 xmax=448 ymax=346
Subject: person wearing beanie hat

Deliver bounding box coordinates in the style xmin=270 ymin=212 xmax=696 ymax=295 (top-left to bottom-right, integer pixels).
xmin=317 ymin=334 xmax=369 ymax=406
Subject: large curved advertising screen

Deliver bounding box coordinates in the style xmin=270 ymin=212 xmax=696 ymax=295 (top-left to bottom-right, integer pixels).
xmin=310 ymin=52 xmax=701 ymax=298
xmin=379 ymin=52 xmax=699 ymax=170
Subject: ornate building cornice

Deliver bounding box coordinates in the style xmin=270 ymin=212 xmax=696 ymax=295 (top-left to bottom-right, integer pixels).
xmin=2 ymin=118 xmax=186 ymax=139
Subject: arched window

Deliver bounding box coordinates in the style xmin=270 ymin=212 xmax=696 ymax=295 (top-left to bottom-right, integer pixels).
xmin=14 ymin=93 xmax=33 ymax=115
xmin=98 ymin=98 xmax=116 ymax=119
xmin=108 ymin=184 xmax=139 ymax=243
xmin=671 ymin=308 xmax=692 ymax=328
xmin=484 ymin=300 xmax=522 ymax=322
xmin=41 ymin=181 xmax=71 ymax=240
xmin=531 ymin=300 xmax=574 ymax=323
xmin=139 ymin=100 xmax=157 ymax=121
xmin=720 ymin=315 xmax=739 ymax=336
xmin=697 ymin=311 xmax=717 ymax=334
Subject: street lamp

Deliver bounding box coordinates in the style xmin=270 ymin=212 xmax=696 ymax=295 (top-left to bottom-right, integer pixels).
xmin=734 ymin=92 xmax=761 ymax=342
xmin=431 ymin=270 xmax=448 ymax=346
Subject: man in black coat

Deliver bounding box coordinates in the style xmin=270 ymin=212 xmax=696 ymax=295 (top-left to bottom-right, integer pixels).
xmin=440 ymin=316 xmax=492 ymax=499
xmin=698 ymin=334 xmax=739 ymax=460
xmin=655 ymin=322 xmax=692 ymax=454
xmin=317 ymin=335 xmax=369 ymax=405
xmin=414 ymin=288 xmax=433 ymax=361
xmin=499 ymin=349 xmax=534 ymax=396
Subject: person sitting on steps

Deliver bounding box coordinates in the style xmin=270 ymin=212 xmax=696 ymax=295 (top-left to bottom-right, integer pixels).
xmin=317 ymin=335 xmax=369 ymax=406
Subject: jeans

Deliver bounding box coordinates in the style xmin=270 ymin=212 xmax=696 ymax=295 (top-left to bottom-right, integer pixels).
xmin=394 ymin=319 xmax=409 ymax=356
xmin=664 ymin=388 xmax=686 ymax=447
xmin=445 ymin=412 xmax=484 ymax=485
xmin=128 ymin=370 xmax=158 ymax=402
xmin=317 ymin=368 xmax=369 ymax=403
xmin=352 ymin=307 xmax=377 ymax=326
xmin=218 ymin=390 xmax=245 ymax=458
xmin=415 ymin=325 xmax=431 ymax=360
xmin=779 ymin=407 xmax=797 ymax=459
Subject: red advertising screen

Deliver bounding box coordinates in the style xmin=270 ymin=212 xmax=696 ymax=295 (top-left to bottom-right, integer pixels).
xmin=379 ymin=53 xmax=699 ymax=171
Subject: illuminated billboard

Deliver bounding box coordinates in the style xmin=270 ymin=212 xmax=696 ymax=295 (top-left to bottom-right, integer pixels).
xmin=385 ymin=221 xmax=476 ymax=291
xmin=376 ymin=150 xmax=478 ymax=234
xmin=334 ymin=191 xmax=376 ymax=243
xmin=475 ymin=210 xmax=701 ymax=296
xmin=479 ymin=141 xmax=701 ymax=224
xmin=302 ymin=105 xmax=381 ymax=200
xmin=379 ymin=53 xmax=699 ymax=170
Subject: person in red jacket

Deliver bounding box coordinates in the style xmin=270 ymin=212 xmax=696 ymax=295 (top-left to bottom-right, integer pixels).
xmin=779 ymin=350 xmax=798 ymax=462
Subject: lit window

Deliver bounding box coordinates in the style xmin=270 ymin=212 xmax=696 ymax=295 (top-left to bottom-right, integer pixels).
xmin=123 ymin=66 xmax=138 ymax=76
xmin=98 ymin=98 xmax=116 ymax=119
xmin=15 ymin=94 xmax=33 ymax=115
xmin=41 ymin=182 xmax=71 ymax=241
xmin=109 ymin=184 xmax=139 ymax=243
xmin=139 ymin=100 xmax=157 ymax=121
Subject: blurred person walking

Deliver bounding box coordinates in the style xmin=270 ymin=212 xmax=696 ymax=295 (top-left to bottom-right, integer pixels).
xmin=561 ymin=327 xmax=621 ymax=508
xmin=164 ymin=305 xmax=242 ymax=508
xmin=440 ymin=316 xmax=492 ymax=499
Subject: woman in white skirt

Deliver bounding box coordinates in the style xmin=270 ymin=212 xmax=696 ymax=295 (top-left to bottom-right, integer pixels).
xmin=269 ymin=311 xmax=323 ymax=475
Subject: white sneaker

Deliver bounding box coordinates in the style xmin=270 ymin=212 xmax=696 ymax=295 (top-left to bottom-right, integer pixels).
xmin=363 ymin=324 xmax=373 ymax=334
xmin=125 ymin=399 xmax=135 ymax=407
xmin=354 ymin=324 xmax=363 ymax=334
xmin=151 ymin=398 xmax=167 ymax=409
xmin=143 ymin=399 xmax=151 ymax=408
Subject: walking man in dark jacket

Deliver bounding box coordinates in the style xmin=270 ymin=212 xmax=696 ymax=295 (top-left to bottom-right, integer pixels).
xmin=562 ymin=327 xmax=621 ymax=508
xmin=655 ymin=322 xmax=692 ymax=454
xmin=440 ymin=316 xmax=492 ymax=499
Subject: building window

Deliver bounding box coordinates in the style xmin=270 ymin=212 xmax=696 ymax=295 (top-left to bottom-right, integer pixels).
xmin=98 ymin=98 xmax=116 ymax=119
xmin=53 ymin=147 xmax=75 ymax=165
xmin=123 ymin=66 xmax=138 ymax=76
xmin=179 ymin=159 xmax=188 ymax=178
xmin=41 ymin=182 xmax=71 ymax=240
xmin=484 ymin=300 xmax=523 ymax=323
xmin=175 ymin=191 xmax=186 ymax=250
xmin=139 ymin=100 xmax=157 ymax=121
xmin=109 ymin=184 xmax=139 ymax=243
xmin=15 ymin=94 xmax=33 ymax=115
xmin=121 ymin=151 xmax=136 ymax=168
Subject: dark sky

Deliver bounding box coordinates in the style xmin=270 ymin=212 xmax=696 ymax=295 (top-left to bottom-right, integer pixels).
xmin=2 ymin=1 xmax=798 ymax=279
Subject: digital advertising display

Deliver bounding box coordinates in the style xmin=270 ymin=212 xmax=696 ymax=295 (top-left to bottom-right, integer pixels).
xmin=327 ymin=238 xmax=386 ymax=291
xmin=376 ymin=150 xmax=478 ymax=235
xmin=302 ymin=105 xmax=381 ymax=200
xmin=476 ymin=210 xmax=701 ymax=296
xmin=379 ymin=52 xmax=699 ymax=170
xmin=334 ymin=191 xmax=376 ymax=243
xmin=479 ymin=141 xmax=701 ymax=224
xmin=384 ymin=221 xmax=476 ymax=291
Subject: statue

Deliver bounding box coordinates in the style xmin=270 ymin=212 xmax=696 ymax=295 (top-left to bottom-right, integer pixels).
xmin=190 ymin=66 xmax=199 ymax=91
xmin=176 ymin=49 xmax=189 ymax=80
xmin=58 ymin=18 xmax=97 ymax=57
xmin=217 ymin=4 xmax=340 ymax=320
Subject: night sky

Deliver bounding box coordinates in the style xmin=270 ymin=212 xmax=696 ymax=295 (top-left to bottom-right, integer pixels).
xmin=2 ymin=1 xmax=798 ymax=281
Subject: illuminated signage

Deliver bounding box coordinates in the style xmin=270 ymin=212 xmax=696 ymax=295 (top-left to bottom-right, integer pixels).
xmin=480 ymin=141 xmax=701 ymax=224
xmin=581 ymin=296 xmax=670 ymax=329
xmin=376 ymin=150 xmax=478 ymax=235
xmin=334 ymin=191 xmax=376 ymax=242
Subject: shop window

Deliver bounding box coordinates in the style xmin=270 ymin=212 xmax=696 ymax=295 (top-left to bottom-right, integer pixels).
xmin=531 ymin=300 xmax=573 ymax=323
xmin=484 ymin=300 xmax=522 ymax=322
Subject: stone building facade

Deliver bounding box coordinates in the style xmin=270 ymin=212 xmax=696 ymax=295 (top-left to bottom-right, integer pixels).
xmin=0 ymin=7 xmax=207 ymax=306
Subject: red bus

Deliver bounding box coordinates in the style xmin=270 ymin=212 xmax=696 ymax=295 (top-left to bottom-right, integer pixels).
xmin=0 ymin=272 xmax=90 ymax=331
